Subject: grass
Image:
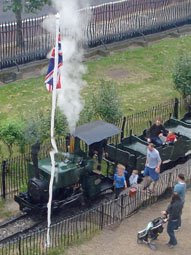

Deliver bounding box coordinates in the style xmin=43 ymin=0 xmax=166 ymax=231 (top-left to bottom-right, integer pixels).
xmin=0 ymin=199 xmax=13 ymax=220
xmin=1 ymin=34 xmax=191 ymax=122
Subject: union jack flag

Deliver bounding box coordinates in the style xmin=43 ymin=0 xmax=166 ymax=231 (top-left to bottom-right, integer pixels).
xmin=45 ymin=34 xmax=63 ymax=92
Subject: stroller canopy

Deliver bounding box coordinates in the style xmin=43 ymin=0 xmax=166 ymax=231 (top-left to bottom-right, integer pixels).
xmin=73 ymin=120 xmax=121 ymax=145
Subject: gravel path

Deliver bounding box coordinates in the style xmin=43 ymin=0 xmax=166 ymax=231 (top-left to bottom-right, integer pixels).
xmin=66 ymin=190 xmax=191 ymax=255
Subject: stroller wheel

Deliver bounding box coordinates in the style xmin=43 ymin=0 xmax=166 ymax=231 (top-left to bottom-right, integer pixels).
xmin=137 ymin=238 xmax=143 ymax=244
xmin=148 ymin=243 xmax=157 ymax=250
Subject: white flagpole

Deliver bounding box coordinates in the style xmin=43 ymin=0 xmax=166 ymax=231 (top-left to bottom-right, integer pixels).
xmin=46 ymin=13 xmax=60 ymax=247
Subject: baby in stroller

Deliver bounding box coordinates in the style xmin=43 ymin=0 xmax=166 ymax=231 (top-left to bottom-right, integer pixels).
xmin=137 ymin=216 xmax=167 ymax=250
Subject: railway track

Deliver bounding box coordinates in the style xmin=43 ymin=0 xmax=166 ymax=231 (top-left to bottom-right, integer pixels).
xmin=0 ymin=192 xmax=113 ymax=245
xmin=0 ymin=213 xmax=43 ymax=244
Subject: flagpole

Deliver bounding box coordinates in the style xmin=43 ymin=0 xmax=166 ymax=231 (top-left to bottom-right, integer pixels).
xmin=46 ymin=13 xmax=60 ymax=247
xmin=51 ymin=13 xmax=59 ymax=153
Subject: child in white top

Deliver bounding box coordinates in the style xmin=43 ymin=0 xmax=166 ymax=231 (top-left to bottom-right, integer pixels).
xmin=129 ymin=170 xmax=139 ymax=187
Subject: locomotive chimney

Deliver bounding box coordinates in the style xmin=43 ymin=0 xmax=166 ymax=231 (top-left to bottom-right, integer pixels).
xmin=31 ymin=141 xmax=40 ymax=179
xmin=69 ymin=136 xmax=75 ymax=153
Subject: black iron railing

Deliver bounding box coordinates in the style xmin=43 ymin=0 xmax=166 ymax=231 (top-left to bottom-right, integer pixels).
xmin=0 ymin=159 xmax=190 ymax=255
xmin=1 ymin=0 xmax=191 ymax=69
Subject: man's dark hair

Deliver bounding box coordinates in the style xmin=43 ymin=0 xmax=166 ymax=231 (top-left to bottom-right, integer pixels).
xmin=178 ymin=173 xmax=185 ymax=181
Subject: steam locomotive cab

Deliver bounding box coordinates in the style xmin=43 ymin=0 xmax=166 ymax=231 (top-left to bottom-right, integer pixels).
xmin=15 ymin=153 xmax=90 ymax=213
xmin=15 ymin=152 xmax=113 ymax=213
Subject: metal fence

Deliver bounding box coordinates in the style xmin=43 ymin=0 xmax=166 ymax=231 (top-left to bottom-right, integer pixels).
xmin=0 ymin=97 xmax=186 ymax=199
xmin=0 ymin=137 xmax=66 ymax=199
xmin=0 ymin=159 xmax=191 ymax=255
xmin=1 ymin=0 xmax=191 ymax=69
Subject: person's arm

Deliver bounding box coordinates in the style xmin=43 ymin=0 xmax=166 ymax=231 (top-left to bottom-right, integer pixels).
xmin=148 ymin=125 xmax=155 ymax=137
xmin=166 ymin=204 xmax=171 ymax=215
xmin=124 ymin=178 xmax=127 ymax=189
xmin=129 ymin=175 xmax=132 ymax=186
xmin=135 ymin=175 xmax=138 ymax=185
xmin=113 ymin=174 xmax=116 ymax=186
xmin=162 ymin=204 xmax=171 ymax=217
xmin=174 ymin=184 xmax=179 ymax=193
xmin=145 ymin=153 xmax=148 ymax=166
xmin=160 ymin=124 xmax=168 ymax=136
xmin=156 ymin=151 xmax=161 ymax=173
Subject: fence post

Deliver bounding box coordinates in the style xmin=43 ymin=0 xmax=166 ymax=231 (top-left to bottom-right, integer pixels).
xmin=100 ymin=203 xmax=104 ymax=230
xmin=1 ymin=160 xmax=6 ymax=199
xmin=121 ymin=194 xmax=124 ymax=221
xmin=18 ymin=236 xmax=21 ymax=255
xmin=121 ymin=117 xmax=126 ymax=142
xmin=173 ymin=98 xmax=179 ymax=119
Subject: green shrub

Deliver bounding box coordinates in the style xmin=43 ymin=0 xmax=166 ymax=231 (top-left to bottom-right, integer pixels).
xmin=0 ymin=121 xmax=24 ymax=157
xmin=95 ymin=79 xmax=123 ymax=123
xmin=23 ymin=109 xmax=68 ymax=146
xmin=79 ymin=96 xmax=97 ymax=125
xmin=173 ymin=54 xmax=191 ymax=106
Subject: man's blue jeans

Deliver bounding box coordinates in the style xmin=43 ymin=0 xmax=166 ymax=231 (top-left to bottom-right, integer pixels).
xmin=151 ymin=136 xmax=163 ymax=146
xmin=167 ymin=220 xmax=178 ymax=245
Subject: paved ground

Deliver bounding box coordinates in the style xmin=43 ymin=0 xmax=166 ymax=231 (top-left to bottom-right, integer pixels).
xmin=66 ymin=191 xmax=191 ymax=255
xmin=0 ymin=0 xmax=121 ymax=22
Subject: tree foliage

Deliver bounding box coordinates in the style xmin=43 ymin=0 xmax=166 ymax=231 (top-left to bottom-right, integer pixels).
xmin=172 ymin=54 xmax=191 ymax=98
xmin=79 ymin=96 xmax=97 ymax=125
xmin=95 ymin=80 xmax=123 ymax=123
xmin=3 ymin=0 xmax=51 ymax=13
xmin=3 ymin=0 xmax=51 ymax=46
xmin=0 ymin=121 xmax=24 ymax=157
xmin=79 ymin=80 xmax=122 ymax=124
xmin=23 ymin=109 xmax=68 ymax=146
xmin=0 ymin=109 xmax=68 ymax=157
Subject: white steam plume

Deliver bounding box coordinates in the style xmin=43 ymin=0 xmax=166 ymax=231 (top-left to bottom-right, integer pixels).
xmin=44 ymin=0 xmax=90 ymax=133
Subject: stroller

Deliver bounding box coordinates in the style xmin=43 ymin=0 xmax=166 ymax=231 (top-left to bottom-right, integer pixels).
xmin=137 ymin=217 xmax=167 ymax=250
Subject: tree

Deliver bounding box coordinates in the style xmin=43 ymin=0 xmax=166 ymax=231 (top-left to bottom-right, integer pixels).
xmin=23 ymin=109 xmax=67 ymax=147
xmin=3 ymin=0 xmax=51 ymax=46
xmin=0 ymin=121 xmax=24 ymax=157
xmin=79 ymin=95 xmax=97 ymax=125
xmin=172 ymin=54 xmax=191 ymax=107
xmin=95 ymin=80 xmax=123 ymax=124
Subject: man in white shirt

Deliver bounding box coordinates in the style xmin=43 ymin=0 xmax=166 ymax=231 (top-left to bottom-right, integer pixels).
xmin=143 ymin=143 xmax=162 ymax=193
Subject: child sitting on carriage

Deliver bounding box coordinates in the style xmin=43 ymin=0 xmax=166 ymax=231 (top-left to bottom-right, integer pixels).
xmin=165 ymin=131 xmax=177 ymax=145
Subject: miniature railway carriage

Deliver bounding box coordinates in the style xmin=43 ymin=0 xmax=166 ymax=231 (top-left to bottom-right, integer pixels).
xmin=181 ymin=106 xmax=191 ymax=124
xmin=15 ymin=114 xmax=191 ymax=214
xmin=105 ymin=115 xmax=191 ymax=172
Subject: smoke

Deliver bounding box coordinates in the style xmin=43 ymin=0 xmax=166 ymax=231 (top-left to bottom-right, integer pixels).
xmin=43 ymin=0 xmax=90 ymax=133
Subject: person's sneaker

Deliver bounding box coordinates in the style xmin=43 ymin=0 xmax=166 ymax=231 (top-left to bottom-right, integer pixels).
xmin=166 ymin=243 xmax=176 ymax=248
xmin=174 ymin=227 xmax=181 ymax=232
xmin=168 ymin=244 xmax=175 ymax=249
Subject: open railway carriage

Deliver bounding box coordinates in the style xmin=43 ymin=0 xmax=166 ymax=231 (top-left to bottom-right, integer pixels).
xmin=106 ymin=117 xmax=191 ymax=173
xmin=164 ymin=118 xmax=191 ymax=158
xmin=181 ymin=107 xmax=191 ymax=124
xmin=14 ymin=121 xmax=121 ymax=214
xmin=106 ymin=135 xmax=176 ymax=172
